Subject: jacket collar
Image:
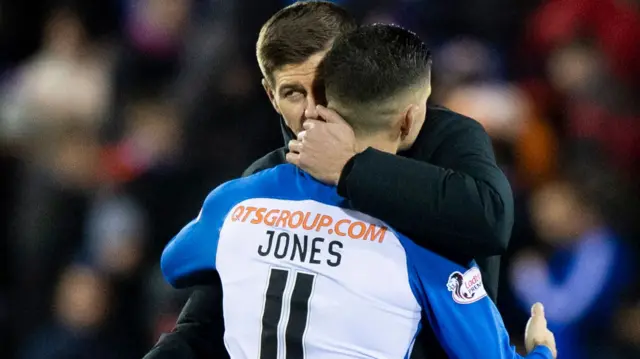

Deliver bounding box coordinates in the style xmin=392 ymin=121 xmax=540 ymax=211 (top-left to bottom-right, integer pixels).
xmin=280 ymin=117 xmax=296 ymax=146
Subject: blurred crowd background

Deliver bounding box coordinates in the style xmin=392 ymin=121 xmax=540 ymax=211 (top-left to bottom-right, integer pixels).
xmin=0 ymin=0 xmax=638 ymax=358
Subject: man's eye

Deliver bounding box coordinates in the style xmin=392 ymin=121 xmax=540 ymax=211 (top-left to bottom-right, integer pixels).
xmin=285 ymin=91 xmax=304 ymax=99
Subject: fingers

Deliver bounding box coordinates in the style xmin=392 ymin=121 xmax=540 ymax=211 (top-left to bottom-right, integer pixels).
xmin=285 ymin=151 xmax=300 ymax=165
xmin=316 ymin=105 xmax=348 ymax=125
xmin=303 ymin=119 xmax=326 ymax=131
xmin=288 ymin=140 xmax=303 ymax=153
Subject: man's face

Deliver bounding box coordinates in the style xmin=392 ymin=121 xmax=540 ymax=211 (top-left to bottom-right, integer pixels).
xmin=263 ymin=51 xmax=328 ymax=134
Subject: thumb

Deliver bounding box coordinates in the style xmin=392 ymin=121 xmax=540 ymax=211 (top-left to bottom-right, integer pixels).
xmin=531 ymin=302 xmax=545 ymax=318
xmin=316 ymin=105 xmax=349 ymax=125
xmin=529 ymin=302 xmax=547 ymax=328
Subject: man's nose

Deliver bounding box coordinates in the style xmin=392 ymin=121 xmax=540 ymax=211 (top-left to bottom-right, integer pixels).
xmin=304 ymin=97 xmax=319 ymax=119
xmin=305 ymin=107 xmax=319 ymax=120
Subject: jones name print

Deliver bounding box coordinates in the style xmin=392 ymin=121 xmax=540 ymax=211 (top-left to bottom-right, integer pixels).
xmin=257 ymin=230 xmax=343 ymax=267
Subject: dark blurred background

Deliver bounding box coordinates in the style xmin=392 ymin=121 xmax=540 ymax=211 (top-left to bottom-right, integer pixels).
xmin=0 ymin=0 xmax=638 ymax=358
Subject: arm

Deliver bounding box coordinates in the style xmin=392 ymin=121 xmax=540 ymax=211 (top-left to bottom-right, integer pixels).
xmin=338 ymin=115 xmax=513 ymax=257
xmin=422 ymin=281 xmax=553 ymax=359
xmin=142 ymin=286 xmax=229 ymax=359
xmin=403 ymin=238 xmax=553 ymax=359
xmin=146 ymin=168 xmax=261 ymax=358
xmin=161 ymin=188 xmax=225 ymax=288
xmin=148 ymin=184 xmax=234 ymax=358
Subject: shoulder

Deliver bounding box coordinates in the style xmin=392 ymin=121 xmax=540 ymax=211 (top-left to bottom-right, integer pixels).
xmin=399 ymin=232 xmax=487 ymax=303
xmin=423 ymin=105 xmax=487 ymax=139
xmin=242 ymin=147 xmax=287 ymax=177
xmin=404 ymin=105 xmax=489 ymax=160
xmin=216 ymin=163 xmax=300 ymax=207
xmin=414 ymin=105 xmax=492 ymax=160
xmin=397 ymin=230 xmax=474 ymax=276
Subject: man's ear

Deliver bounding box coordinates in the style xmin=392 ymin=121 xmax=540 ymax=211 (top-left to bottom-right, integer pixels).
xmin=400 ymin=104 xmax=419 ymax=140
xmin=262 ymin=78 xmax=281 ymax=114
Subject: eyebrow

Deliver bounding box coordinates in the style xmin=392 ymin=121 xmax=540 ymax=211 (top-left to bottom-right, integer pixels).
xmin=278 ymin=83 xmax=305 ymax=94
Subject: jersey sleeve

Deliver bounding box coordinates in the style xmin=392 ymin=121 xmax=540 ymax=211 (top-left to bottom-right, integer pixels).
xmin=402 ymin=238 xmax=554 ymax=359
xmin=161 ymin=182 xmax=235 ymax=288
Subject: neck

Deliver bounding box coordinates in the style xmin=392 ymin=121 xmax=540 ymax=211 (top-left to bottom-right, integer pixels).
xmin=354 ymin=133 xmax=399 ymax=154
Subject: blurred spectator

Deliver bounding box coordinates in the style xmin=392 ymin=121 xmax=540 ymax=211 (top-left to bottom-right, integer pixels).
xmin=546 ymin=40 xmax=640 ymax=174
xmin=0 ymin=6 xmax=111 ymax=147
xmin=439 ymin=38 xmax=558 ymax=190
xmin=433 ymin=38 xmax=503 ymax=98
xmin=85 ymin=190 xmax=147 ymax=276
xmin=528 ymin=0 xmax=640 ymax=86
xmin=125 ymin=0 xmax=191 ymax=57
xmin=510 ymin=178 xmax=635 ymax=359
xmin=19 ymin=264 xmax=132 ymax=359
xmin=523 ymin=0 xmax=640 ymax=175
xmin=8 ymin=124 xmax=102 ymax=344
xmin=102 ymin=96 xmax=183 ymax=182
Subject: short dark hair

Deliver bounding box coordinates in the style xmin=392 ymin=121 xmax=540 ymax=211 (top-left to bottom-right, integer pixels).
xmin=322 ymin=24 xmax=432 ymax=132
xmin=257 ymin=1 xmax=357 ymax=85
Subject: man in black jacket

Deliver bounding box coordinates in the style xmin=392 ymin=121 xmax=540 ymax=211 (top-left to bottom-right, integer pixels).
xmin=144 ymin=2 xmax=513 ymax=358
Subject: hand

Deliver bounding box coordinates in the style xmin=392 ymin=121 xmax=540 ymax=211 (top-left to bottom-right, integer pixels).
xmin=525 ymin=303 xmax=557 ymax=358
xmin=286 ymin=105 xmax=358 ymax=185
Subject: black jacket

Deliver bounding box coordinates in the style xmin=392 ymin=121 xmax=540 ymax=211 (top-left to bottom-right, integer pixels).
xmin=143 ymin=106 xmax=514 ymax=358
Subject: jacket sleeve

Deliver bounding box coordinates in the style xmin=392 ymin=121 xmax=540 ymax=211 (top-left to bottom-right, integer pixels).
xmin=338 ymin=117 xmax=513 ymax=257
xmin=142 ymin=286 xmax=229 ymax=359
